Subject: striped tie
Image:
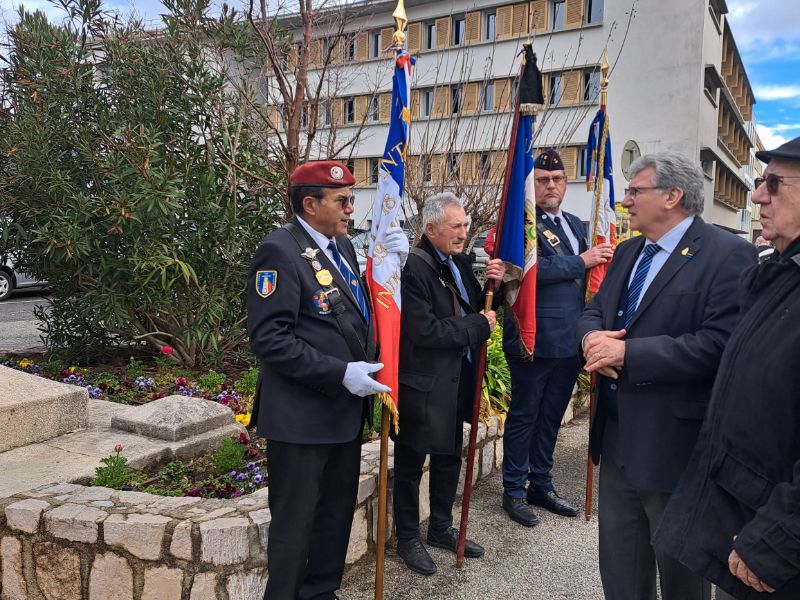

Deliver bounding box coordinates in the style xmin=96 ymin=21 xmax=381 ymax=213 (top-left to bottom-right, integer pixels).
xmin=625 ymin=243 xmax=661 ymax=329
xmin=328 ymin=241 xmax=369 ymax=323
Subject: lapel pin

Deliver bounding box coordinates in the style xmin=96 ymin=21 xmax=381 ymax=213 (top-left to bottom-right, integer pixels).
xmin=681 ymin=247 xmax=694 ymax=259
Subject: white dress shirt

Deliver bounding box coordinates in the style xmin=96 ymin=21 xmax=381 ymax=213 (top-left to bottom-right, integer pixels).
xmin=627 ymin=215 xmax=695 ymax=301
xmin=541 ymin=210 xmax=580 ymax=255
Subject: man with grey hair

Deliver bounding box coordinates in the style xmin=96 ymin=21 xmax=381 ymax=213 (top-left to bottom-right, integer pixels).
xmin=392 ymin=192 xmax=505 ymax=575
xmin=576 ymin=150 xmax=756 ymax=600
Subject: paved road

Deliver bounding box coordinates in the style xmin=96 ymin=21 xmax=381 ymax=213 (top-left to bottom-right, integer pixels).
xmin=341 ymin=413 xmax=604 ymax=600
xmin=0 ymin=291 xmax=50 ymax=353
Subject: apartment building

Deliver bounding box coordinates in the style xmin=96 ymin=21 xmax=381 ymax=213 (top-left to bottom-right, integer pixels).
xmin=266 ymin=0 xmax=756 ymax=236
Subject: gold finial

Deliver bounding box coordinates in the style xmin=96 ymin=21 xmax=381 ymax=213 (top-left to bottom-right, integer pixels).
xmin=392 ymin=0 xmax=408 ymax=46
xmin=600 ymin=47 xmax=609 ymax=108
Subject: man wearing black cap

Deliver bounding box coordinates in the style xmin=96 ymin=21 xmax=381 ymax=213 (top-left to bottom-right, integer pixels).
xmin=247 ymin=160 xmax=407 ymax=599
xmin=654 ymin=137 xmax=800 ymax=600
xmin=501 ymin=147 xmax=614 ymax=526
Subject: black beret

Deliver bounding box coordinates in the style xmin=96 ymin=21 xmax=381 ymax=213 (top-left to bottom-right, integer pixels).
xmin=534 ymin=148 xmax=564 ymax=172
xmin=755 ymin=135 xmax=800 ymax=164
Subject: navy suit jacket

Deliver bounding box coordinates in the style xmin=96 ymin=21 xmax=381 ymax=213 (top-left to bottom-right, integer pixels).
xmin=575 ymin=217 xmax=757 ymax=492
xmin=504 ymin=207 xmax=588 ymax=359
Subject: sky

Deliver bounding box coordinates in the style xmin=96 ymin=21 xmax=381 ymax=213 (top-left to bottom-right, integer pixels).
xmin=0 ymin=0 xmax=798 ymax=151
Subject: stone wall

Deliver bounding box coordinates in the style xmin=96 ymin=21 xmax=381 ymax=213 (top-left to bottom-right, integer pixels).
xmin=0 ymin=417 xmax=504 ymax=600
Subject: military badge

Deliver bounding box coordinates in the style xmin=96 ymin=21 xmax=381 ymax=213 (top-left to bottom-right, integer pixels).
xmin=301 ymin=247 xmax=320 ymax=261
xmin=255 ymin=270 xmax=277 ymax=298
xmin=311 ymin=259 xmax=323 ymax=271
xmin=542 ymin=229 xmax=561 ymax=247
xmin=316 ymin=269 xmax=334 ymax=286
xmin=312 ymin=289 xmax=332 ymax=315
xmin=330 ymin=166 xmax=344 ymax=180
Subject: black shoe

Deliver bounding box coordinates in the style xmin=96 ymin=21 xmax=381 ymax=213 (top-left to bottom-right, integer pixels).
xmin=427 ymin=526 xmax=485 ymax=558
xmin=526 ymin=488 xmax=579 ymax=517
xmin=502 ymin=493 xmax=540 ymax=527
xmin=397 ymin=537 xmax=437 ymax=575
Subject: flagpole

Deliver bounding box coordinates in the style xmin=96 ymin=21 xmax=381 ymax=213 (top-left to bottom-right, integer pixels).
xmin=584 ymin=48 xmax=610 ymax=521
xmin=456 ymin=48 xmax=531 ymax=567
xmin=373 ymin=2 xmax=408 ymax=596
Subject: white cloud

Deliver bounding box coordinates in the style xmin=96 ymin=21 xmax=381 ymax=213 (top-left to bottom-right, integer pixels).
xmin=757 ymin=124 xmax=790 ymax=150
xmin=726 ymin=0 xmax=800 ymax=51
xmin=769 ymin=123 xmax=800 ymax=132
xmin=754 ymin=85 xmax=800 ymax=101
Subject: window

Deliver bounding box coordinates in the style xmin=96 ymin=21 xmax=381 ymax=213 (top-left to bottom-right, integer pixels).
xmin=448 ymin=153 xmax=460 ymax=178
xmin=552 ymin=0 xmax=565 ymax=30
xmin=482 ymin=81 xmax=494 ymax=112
xmin=485 ymin=12 xmax=496 ymax=41
xmin=346 ymin=34 xmax=356 ymax=61
xmin=346 ymin=159 xmax=355 ymax=178
xmin=323 ymin=100 xmax=332 ymax=126
xmin=369 ymin=158 xmax=380 ymax=184
xmin=451 ymin=86 xmax=462 ymax=114
xmin=369 ymin=95 xmax=380 ymax=122
xmin=344 ymin=97 xmax=355 ymax=124
xmin=479 ymin=151 xmax=491 ymax=177
xmin=371 ymin=31 xmax=381 ymax=58
xmin=548 ymin=73 xmax=563 ymax=105
xmin=300 ymin=103 xmax=308 ymax=128
xmin=584 ymin=70 xmax=601 ymax=102
xmin=421 ymin=88 xmax=434 ymax=117
xmin=586 ymin=0 xmax=603 ymax=24
xmin=421 ymin=156 xmax=432 ymax=182
xmin=453 ymin=17 xmax=465 ymax=45
xmin=577 ymin=145 xmax=588 ymax=178
xmin=425 ymin=22 xmax=436 ymax=50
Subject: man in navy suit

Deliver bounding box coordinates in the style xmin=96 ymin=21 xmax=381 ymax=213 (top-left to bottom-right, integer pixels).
xmin=501 ymin=148 xmax=614 ymax=526
xmin=576 ymin=151 xmax=756 ymax=600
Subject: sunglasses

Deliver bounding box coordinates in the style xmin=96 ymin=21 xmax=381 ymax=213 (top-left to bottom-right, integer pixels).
xmin=754 ymin=174 xmax=800 ymax=195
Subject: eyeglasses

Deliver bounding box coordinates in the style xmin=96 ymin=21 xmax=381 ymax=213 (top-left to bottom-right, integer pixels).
xmin=623 ymin=186 xmax=664 ymax=199
xmin=754 ymin=174 xmax=800 ymax=195
xmin=535 ymin=175 xmax=566 ymax=185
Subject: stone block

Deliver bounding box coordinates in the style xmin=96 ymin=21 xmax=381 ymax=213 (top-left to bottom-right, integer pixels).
xmin=371 ymin=493 xmax=394 ymax=545
xmin=1 ymin=535 xmax=26 ymax=600
xmin=170 ymin=520 xmax=194 ymax=561
xmin=419 ymin=470 xmax=431 ymax=523
xmin=249 ymin=508 xmax=271 ymax=553
xmin=345 ymin=505 xmax=368 ymax=565
xmin=169 ymin=423 xmax=248 ymax=463
xmin=69 ymin=486 xmax=114 ymax=503
xmin=0 ymin=365 xmax=88 ymax=452
xmin=104 ymin=513 xmax=172 ymax=560
xmin=481 ymin=442 xmax=495 ymax=479
xmin=477 ymin=422 xmax=487 ymax=443
xmin=562 ymin=399 xmax=574 ymax=425
xmin=457 ymin=453 xmax=479 ymax=494
xmin=226 ymin=569 xmax=268 ymax=600
xmin=200 ymin=518 xmax=250 ymax=565
xmin=190 ymin=573 xmax=218 ymax=600
xmin=142 ymin=566 xmax=183 ymax=600
xmin=89 ymin=553 xmax=133 ymax=600
xmin=487 ymin=416 xmax=499 ymax=438
xmin=111 ymin=395 xmax=235 ymax=441
xmin=357 ymin=474 xmax=376 ymax=503
xmin=495 ymin=438 xmax=504 ymax=470
xmin=38 ymin=483 xmax=81 ymax=496
xmin=45 ymin=503 xmax=107 ymax=543
xmin=6 ymin=498 xmax=49 ymax=533
xmin=33 ymin=542 xmax=82 ymax=600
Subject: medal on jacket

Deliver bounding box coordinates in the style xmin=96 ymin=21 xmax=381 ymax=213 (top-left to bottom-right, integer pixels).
xmin=316 ymin=269 xmax=333 ymax=286
xmin=301 ymin=247 xmax=320 ymax=261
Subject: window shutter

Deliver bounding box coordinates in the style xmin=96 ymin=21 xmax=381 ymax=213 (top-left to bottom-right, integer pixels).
xmin=529 ymin=0 xmax=546 ymax=31
xmin=494 ymin=78 xmax=512 ymax=111
xmin=356 ymin=96 xmax=368 ymax=122
xmin=354 ymin=159 xmax=368 ymax=186
xmin=355 ymin=32 xmax=369 ymax=61
xmin=560 ymin=147 xmax=578 ymax=180
xmin=435 ymin=17 xmax=451 ymax=49
xmin=381 ymin=27 xmax=394 ymax=55
xmin=333 ymin=99 xmax=343 ymax=125
xmin=461 ymin=153 xmax=477 ymax=184
xmin=542 ymin=73 xmax=550 ymax=105
xmin=512 ymin=3 xmax=529 ymax=35
xmin=411 ymin=89 xmax=420 ymax=118
xmin=378 ymin=93 xmax=391 ymax=122
xmin=433 ymin=85 xmax=450 ymax=117
xmin=496 ymin=5 xmax=514 ymax=39
xmin=491 ymin=151 xmax=507 ymax=183
xmin=267 ymin=106 xmax=280 ymax=130
xmin=562 ymin=69 xmax=582 ymax=105
xmin=431 ymin=154 xmax=445 ymax=185
xmin=407 ymin=22 xmax=422 ymax=52
xmin=463 ymin=82 xmax=480 ymax=114
xmin=308 ymin=40 xmax=323 ymax=68
xmin=465 ymin=12 xmax=481 ymax=43
xmin=565 ymin=0 xmax=584 ymax=27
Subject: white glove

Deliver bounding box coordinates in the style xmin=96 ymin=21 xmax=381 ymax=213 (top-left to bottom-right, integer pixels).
xmin=343 ymin=361 xmax=392 ymax=397
xmin=382 ymin=226 xmax=410 ymax=267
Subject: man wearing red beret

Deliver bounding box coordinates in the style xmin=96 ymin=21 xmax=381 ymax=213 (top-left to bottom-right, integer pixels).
xmin=247 ymin=160 xmax=408 ymax=599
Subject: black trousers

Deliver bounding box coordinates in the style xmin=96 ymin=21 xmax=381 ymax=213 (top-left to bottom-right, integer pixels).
xmin=598 ymin=420 xmax=711 ymax=600
xmin=264 ymin=436 xmax=361 ymax=600
xmin=393 ymin=442 xmax=462 ymax=542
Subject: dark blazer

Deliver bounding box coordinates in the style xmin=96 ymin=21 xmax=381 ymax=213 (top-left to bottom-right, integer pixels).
xmin=654 ymin=240 xmax=800 ymax=599
xmin=246 ymin=217 xmax=374 ymax=444
xmin=575 ymin=217 xmax=757 ymax=492
xmin=394 ymin=235 xmax=491 ymax=455
xmin=504 ymin=207 xmax=588 ymax=359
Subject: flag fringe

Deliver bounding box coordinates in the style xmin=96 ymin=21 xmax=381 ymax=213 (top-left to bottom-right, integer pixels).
xmin=378 ymin=391 xmax=400 ymax=435
xmin=520 ymin=103 xmax=543 ymax=116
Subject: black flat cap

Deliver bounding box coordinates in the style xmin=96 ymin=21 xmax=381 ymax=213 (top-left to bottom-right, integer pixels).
xmin=755 ymin=135 xmax=800 ymax=164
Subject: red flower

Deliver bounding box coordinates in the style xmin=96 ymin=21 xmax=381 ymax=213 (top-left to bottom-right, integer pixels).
xmin=238 ymin=432 xmax=249 ymax=444
xmin=175 ymin=377 xmax=188 ymax=387
xmin=114 ymin=444 xmax=124 ymax=453
xmin=161 ymin=346 xmax=174 ymax=355
xmin=220 ymin=383 xmax=228 ymax=391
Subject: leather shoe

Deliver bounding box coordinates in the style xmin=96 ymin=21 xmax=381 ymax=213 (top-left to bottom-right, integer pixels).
xmin=527 ymin=488 xmax=579 ymax=517
xmin=397 ymin=537 xmax=437 ymax=575
xmin=427 ymin=526 xmax=485 ymax=558
xmin=502 ymin=493 xmax=540 ymax=527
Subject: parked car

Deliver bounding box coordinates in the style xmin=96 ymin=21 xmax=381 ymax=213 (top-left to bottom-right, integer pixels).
xmin=468 ymin=229 xmax=490 ymax=269
xmin=0 ymin=253 xmax=48 ymax=301
xmin=349 ymin=230 xmax=369 ymax=272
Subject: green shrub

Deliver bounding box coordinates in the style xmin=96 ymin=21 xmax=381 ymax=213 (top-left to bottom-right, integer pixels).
xmin=482 ymin=325 xmax=512 ymax=415
xmin=93 ymin=372 xmax=120 ymax=388
xmin=92 ymin=446 xmax=132 ymax=489
xmin=39 ymin=359 xmax=67 ymax=379
xmin=237 ymin=367 xmax=259 ymax=399
xmin=127 ymin=357 xmax=146 ymax=380
xmin=211 ymin=438 xmax=245 ymax=474
xmin=199 ymin=370 xmax=226 ymax=393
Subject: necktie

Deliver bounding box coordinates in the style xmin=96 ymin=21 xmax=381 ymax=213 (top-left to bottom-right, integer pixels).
xmin=625 ymin=243 xmax=661 ymax=329
xmin=553 ymin=216 xmax=575 ymax=254
xmin=446 ymin=257 xmax=472 ymax=362
xmin=328 ymin=241 xmax=369 ymax=322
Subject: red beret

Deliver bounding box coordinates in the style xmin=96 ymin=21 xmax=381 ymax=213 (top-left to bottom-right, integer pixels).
xmin=290 ymin=161 xmax=355 ymax=187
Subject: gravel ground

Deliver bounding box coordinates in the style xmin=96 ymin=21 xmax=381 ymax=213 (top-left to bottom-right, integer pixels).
xmin=341 ymin=412 xmax=604 ymax=600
